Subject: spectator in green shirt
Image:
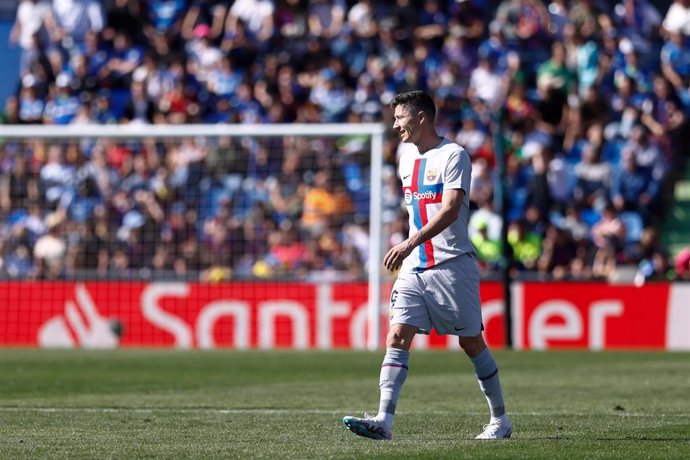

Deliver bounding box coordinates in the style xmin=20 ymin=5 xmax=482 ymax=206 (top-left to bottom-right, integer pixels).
xmin=471 ymin=219 xmax=501 ymax=271
xmin=536 ymin=41 xmax=574 ymax=95
xmin=507 ymin=218 xmax=542 ymax=270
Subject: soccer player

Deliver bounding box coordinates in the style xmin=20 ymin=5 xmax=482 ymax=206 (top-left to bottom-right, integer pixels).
xmin=343 ymin=90 xmax=512 ymax=440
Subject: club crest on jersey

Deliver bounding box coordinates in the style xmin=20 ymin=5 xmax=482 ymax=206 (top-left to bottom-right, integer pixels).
xmin=425 ymin=167 xmax=439 ymax=182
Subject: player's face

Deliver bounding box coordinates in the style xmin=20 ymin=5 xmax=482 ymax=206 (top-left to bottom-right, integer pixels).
xmin=393 ymin=105 xmax=419 ymax=144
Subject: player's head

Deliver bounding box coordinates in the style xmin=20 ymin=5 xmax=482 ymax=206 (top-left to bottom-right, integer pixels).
xmin=390 ymin=91 xmax=436 ymax=123
xmin=391 ymin=91 xmax=436 ymax=144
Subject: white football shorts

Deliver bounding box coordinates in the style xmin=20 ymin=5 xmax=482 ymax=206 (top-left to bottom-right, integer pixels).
xmin=389 ymin=253 xmax=483 ymax=336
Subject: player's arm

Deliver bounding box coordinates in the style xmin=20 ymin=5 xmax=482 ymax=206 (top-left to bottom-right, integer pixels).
xmin=383 ymin=188 xmax=464 ymax=271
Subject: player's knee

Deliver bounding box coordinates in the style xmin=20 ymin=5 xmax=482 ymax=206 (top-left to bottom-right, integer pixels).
xmin=458 ymin=335 xmax=486 ymax=357
xmin=386 ymin=327 xmax=415 ymax=350
xmin=385 ymin=333 xmax=408 ymax=349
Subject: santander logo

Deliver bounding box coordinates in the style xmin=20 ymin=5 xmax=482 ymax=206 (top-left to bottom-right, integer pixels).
xmin=38 ymin=284 xmax=122 ymax=349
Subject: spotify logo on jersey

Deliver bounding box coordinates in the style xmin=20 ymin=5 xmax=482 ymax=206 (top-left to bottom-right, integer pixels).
xmin=404 ymin=189 xmax=413 ymax=205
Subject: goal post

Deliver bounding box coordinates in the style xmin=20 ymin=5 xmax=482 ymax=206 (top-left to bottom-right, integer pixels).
xmin=0 ymin=123 xmax=387 ymax=350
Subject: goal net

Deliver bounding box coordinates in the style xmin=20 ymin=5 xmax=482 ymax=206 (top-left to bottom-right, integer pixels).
xmin=0 ymin=123 xmax=388 ymax=350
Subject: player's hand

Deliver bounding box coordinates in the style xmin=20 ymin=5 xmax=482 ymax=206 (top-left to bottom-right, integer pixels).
xmin=383 ymin=241 xmax=413 ymax=272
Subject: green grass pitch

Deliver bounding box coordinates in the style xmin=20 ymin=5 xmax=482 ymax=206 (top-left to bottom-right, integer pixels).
xmin=0 ymin=349 xmax=688 ymax=459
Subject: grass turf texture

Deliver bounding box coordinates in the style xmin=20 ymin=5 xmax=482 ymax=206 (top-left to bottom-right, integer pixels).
xmin=0 ymin=350 xmax=688 ymax=459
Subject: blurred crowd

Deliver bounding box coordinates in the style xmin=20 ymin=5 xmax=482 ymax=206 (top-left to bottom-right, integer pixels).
xmin=2 ymin=0 xmax=690 ymax=282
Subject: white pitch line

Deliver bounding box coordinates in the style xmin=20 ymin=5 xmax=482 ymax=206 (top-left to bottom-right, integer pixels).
xmin=0 ymin=407 xmax=338 ymax=415
xmin=0 ymin=407 xmax=689 ymax=418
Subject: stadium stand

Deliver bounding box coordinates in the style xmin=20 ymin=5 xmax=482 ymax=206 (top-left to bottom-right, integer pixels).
xmin=0 ymin=0 xmax=686 ymax=283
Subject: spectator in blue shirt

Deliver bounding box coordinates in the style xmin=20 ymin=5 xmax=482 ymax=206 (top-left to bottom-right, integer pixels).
xmin=146 ymin=0 xmax=187 ymax=37
xmin=78 ymin=31 xmax=108 ymax=77
xmin=92 ymin=90 xmax=118 ymax=124
xmin=661 ymin=29 xmax=690 ymax=91
xmin=207 ymin=55 xmax=244 ymax=100
xmin=617 ymin=38 xmax=653 ymax=94
xmin=18 ymin=76 xmax=46 ymax=124
xmin=611 ymin=148 xmax=659 ymax=225
xmin=611 ymin=0 xmax=661 ymax=58
xmin=415 ymin=0 xmax=449 ymax=48
xmin=309 ymin=68 xmax=351 ymax=123
xmin=43 ymin=73 xmax=80 ymax=124
xmin=99 ymin=32 xmax=143 ymax=89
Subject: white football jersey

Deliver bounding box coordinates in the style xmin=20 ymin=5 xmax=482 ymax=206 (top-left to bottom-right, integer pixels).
xmin=398 ymin=138 xmax=474 ymax=273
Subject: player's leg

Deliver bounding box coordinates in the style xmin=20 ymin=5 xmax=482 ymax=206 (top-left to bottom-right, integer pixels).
xmin=421 ymin=256 xmax=511 ymax=439
xmin=376 ymin=323 xmax=417 ymax=424
xmin=343 ymin=274 xmax=427 ymax=440
xmin=342 ymin=324 xmax=417 ymax=440
xmin=459 ymin=334 xmax=512 ymax=439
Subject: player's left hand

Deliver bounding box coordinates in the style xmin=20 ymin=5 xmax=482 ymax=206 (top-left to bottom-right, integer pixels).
xmin=383 ymin=241 xmax=413 ymax=271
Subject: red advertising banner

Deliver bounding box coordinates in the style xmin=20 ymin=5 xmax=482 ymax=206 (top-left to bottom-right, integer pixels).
xmin=516 ymin=283 xmax=671 ymax=350
xmin=1 ymin=281 xmax=688 ymax=350
xmin=0 ymin=282 xmax=370 ymax=349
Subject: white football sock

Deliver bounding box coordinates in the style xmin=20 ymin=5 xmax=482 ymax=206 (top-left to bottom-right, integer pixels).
xmin=377 ymin=347 xmax=409 ymax=426
xmin=470 ymin=347 xmax=506 ymax=418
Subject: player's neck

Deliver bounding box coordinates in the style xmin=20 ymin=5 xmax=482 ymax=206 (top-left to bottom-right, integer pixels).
xmin=416 ymin=134 xmax=444 ymax=155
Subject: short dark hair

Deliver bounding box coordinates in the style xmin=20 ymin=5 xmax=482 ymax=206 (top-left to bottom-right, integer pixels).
xmin=390 ymin=90 xmax=436 ymax=122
